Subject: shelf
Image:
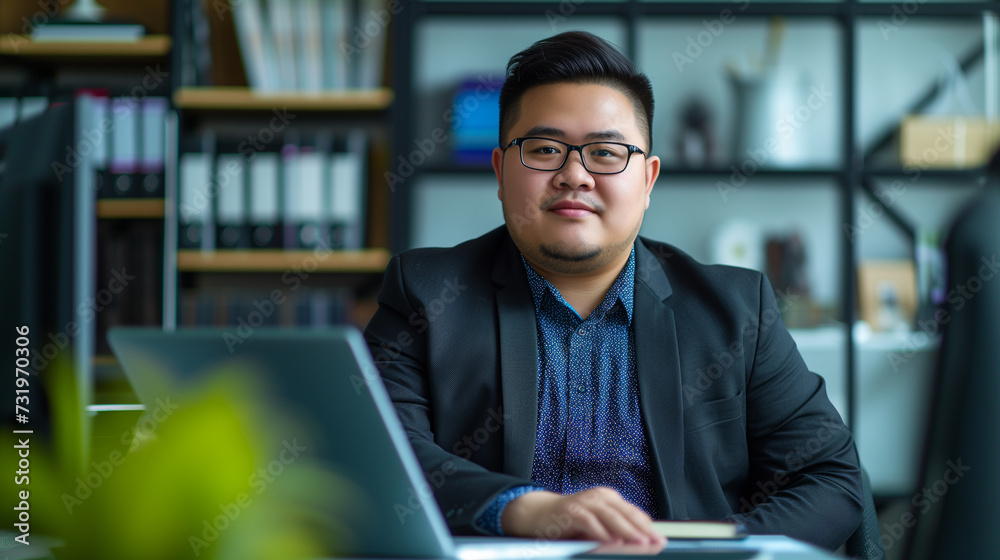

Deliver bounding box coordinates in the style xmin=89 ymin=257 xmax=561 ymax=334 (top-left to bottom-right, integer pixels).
xmin=417 ymin=1 xmax=840 ymax=17
xmin=0 ymin=35 xmax=172 ymax=58
xmin=96 ymin=199 xmax=166 ymax=219
xmin=863 ymin=168 xmax=989 ymax=180
xmin=854 ymin=3 xmax=1000 ymax=16
xmin=419 ymin=164 xmax=840 ymax=177
xmin=92 ymin=354 xmax=119 ymax=367
xmin=173 ymin=87 xmax=394 ymax=112
xmin=657 ymin=167 xmax=840 ymax=177
xmin=177 ymin=249 xmax=392 ymax=273
xmin=415 ymin=1 xmax=1000 ymax=17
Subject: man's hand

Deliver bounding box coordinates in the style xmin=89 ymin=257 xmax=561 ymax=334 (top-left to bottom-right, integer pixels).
xmin=499 ymin=487 xmax=665 ymax=546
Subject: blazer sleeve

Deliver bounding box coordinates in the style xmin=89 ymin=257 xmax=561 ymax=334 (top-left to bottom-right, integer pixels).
xmin=363 ymin=254 xmax=536 ymax=534
xmin=725 ymin=275 xmax=863 ymax=550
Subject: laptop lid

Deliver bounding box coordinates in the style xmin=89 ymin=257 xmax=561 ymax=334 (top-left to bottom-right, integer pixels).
xmin=107 ymin=326 xmax=457 ymax=558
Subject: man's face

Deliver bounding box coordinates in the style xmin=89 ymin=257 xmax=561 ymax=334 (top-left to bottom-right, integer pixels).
xmin=492 ymin=82 xmax=660 ymax=275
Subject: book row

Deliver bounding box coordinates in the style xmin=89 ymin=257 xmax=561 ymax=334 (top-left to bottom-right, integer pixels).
xmin=75 ymin=92 xmax=169 ymax=199
xmin=179 ymin=131 xmax=368 ymax=251
xmin=179 ymin=287 xmax=354 ymax=329
xmin=223 ymin=0 xmax=388 ymax=92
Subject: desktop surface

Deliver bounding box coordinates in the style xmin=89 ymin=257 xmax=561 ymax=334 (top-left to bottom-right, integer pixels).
xmin=321 ymin=535 xmax=841 ymax=560
xmin=590 ymin=535 xmax=837 ymax=559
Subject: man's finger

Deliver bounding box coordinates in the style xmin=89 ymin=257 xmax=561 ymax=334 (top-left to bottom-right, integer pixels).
xmin=567 ymin=507 xmax=615 ymax=543
xmin=606 ymin=497 xmax=662 ymax=543
xmin=589 ymin=504 xmax=653 ymax=544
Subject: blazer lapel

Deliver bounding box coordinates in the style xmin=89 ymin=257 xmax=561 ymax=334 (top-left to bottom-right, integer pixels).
xmin=492 ymin=233 xmax=539 ymax=479
xmin=634 ymin=241 xmax=687 ymax=520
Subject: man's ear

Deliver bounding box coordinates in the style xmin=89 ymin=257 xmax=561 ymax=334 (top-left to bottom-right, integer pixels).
xmin=644 ymin=155 xmax=660 ymax=209
xmin=492 ymin=147 xmax=505 ymax=200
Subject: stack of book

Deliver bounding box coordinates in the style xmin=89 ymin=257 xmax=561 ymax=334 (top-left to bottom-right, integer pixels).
xmin=30 ymin=20 xmax=146 ymax=42
xmin=75 ymin=91 xmax=169 ymax=199
xmin=178 ymin=131 xmax=368 ymax=251
xmin=95 ymin=220 xmax=164 ymax=355
xmin=179 ymin=287 xmax=353 ymax=328
xmin=225 ymin=0 xmax=388 ymax=92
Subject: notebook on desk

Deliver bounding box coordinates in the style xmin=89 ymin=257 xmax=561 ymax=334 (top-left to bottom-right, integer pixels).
xmin=107 ymin=327 xmax=598 ymax=559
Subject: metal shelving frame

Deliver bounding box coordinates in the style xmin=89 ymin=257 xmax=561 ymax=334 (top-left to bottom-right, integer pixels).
xmin=390 ymin=0 xmax=1000 ymax=434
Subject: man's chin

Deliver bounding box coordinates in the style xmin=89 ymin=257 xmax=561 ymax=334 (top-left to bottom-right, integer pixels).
xmin=539 ymin=243 xmax=602 ymax=263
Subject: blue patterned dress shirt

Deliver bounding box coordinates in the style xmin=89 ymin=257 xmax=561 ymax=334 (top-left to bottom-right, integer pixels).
xmin=475 ymin=248 xmax=657 ymax=534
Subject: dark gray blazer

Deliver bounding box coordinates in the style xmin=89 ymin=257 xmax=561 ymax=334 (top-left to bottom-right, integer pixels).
xmin=364 ymin=226 xmax=862 ymax=550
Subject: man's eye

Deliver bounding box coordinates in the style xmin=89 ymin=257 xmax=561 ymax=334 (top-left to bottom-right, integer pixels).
xmin=536 ymin=146 xmax=561 ymax=154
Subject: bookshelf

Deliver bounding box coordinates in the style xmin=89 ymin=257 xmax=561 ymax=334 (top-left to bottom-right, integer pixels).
xmin=96 ymin=199 xmax=166 ymax=219
xmin=177 ymin=249 xmax=391 ymax=273
xmin=168 ymin=0 xmax=395 ymax=334
xmin=92 ymin=354 xmax=119 ymax=367
xmin=173 ymin=86 xmax=394 ymax=111
xmin=0 ymin=35 xmax=172 ymax=58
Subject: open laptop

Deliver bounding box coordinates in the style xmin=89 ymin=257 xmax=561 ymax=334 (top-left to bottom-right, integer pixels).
xmin=107 ymin=327 xmax=598 ymax=559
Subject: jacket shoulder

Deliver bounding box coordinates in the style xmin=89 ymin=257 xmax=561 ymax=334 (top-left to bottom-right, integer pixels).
xmin=638 ymin=237 xmax=766 ymax=306
xmin=390 ymin=227 xmax=508 ymax=292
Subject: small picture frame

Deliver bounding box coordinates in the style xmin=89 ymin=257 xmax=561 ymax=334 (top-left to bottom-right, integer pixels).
xmin=858 ymin=260 xmax=917 ymax=331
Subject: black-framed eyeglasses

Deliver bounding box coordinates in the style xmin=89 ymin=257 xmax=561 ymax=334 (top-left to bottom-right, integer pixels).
xmin=503 ymin=137 xmax=646 ymax=175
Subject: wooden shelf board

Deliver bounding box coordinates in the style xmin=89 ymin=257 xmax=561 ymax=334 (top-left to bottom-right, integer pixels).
xmin=96 ymin=199 xmax=165 ymax=219
xmin=178 ymin=249 xmax=391 ymax=273
xmin=173 ymin=87 xmax=394 ymax=111
xmin=92 ymin=355 xmax=119 ymax=367
xmin=0 ymin=34 xmax=171 ymax=57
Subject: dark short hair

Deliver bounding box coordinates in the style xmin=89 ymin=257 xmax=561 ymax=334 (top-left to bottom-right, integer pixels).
xmin=498 ymin=31 xmax=654 ymax=151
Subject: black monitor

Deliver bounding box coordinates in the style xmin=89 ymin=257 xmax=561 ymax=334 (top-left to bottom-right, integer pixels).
xmin=0 ymin=98 xmax=77 ymax=435
xmin=905 ymin=153 xmax=1000 ymax=560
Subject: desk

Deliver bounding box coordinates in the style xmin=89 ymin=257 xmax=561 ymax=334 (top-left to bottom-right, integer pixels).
xmin=660 ymin=535 xmax=842 ymax=558
xmin=584 ymin=536 xmax=841 ymax=559
xmin=329 ymin=536 xmax=841 ymax=560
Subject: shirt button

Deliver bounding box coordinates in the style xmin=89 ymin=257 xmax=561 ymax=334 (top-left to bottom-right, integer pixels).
xmin=575 ymin=383 xmax=587 ymax=393
xmin=578 ymin=326 xmax=587 ymax=336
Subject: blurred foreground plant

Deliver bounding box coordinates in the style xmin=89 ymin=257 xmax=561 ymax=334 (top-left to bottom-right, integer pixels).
xmin=1 ymin=358 xmax=359 ymax=560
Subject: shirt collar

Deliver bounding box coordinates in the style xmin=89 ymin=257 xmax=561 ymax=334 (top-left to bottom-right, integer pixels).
xmin=521 ymin=247 xmax=636 ymax=323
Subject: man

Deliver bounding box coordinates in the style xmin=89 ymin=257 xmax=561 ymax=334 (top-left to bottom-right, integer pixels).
xmin=364 ymin=31 xmax=862 ymax=550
